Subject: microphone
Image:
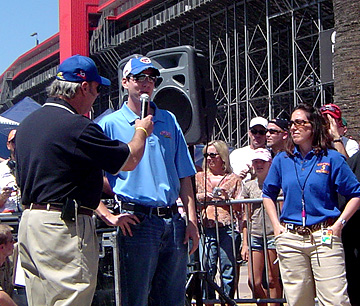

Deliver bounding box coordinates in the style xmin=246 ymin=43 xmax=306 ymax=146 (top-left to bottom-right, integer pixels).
xmin=140 ymin=93 xmax=150 ymax=119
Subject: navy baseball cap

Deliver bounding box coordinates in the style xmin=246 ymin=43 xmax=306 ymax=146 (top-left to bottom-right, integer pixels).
xmin=56 ymin=55 xmax=111 ymax=86
xmin=123 ymin=57 xmax=160 ymax=78
xmin=268 ymin=118 xmax=289 ymax=131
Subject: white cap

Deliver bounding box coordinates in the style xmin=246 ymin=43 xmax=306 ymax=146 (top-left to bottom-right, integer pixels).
xmin=250 ymin=117 xmax=268 ymax=129
xmin=251 ymin=148 xmax=272 ymax=162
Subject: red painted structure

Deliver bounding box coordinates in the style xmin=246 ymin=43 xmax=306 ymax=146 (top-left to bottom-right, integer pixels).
xmin=0 ymin=0 xmax=153 ymax=103
xmin=59 ymin=0 xmax=99 ymax=61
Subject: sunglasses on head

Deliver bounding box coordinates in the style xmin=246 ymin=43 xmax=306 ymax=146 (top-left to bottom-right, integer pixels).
xmin=250 ymin=129 xmax=266 ymax=135
xmin=203 ymin=153 xmax=219 ymax=158
xmin=320 ymin=105 xmax=339 ymax=113
xmin=129 ymin=74 xmax=157 ymax=83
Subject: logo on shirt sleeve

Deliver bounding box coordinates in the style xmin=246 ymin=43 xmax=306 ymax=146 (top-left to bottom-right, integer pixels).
xmin=316 ymin=162 xmax=330 ymax=174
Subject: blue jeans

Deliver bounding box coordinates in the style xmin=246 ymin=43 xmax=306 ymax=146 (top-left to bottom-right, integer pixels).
xmin=119 ymin=212 xmax=188 ymax=306
xmin=202 ymin=226 xmax=241 ymax=299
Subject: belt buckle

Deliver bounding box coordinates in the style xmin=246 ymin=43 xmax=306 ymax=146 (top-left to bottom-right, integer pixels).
xmin=156 ymin=207 xmax=167 ymax=217
xmin=286 ymin=223 xmax=294 ymax=230
xmin=121 ymin=202 xmax=135 ymax=212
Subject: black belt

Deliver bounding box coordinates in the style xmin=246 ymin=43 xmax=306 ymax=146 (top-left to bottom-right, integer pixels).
xmin=121 ymin=202 xmax=178 ymax=218
xmin=24 ymin=203 xmax=94 ymax=217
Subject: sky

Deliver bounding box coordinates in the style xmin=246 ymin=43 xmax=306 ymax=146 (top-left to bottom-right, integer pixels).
xmin=0 ymin=1 xmax=59 ymax=75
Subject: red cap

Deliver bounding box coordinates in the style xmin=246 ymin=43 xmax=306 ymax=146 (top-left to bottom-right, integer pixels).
xmin=320 ymin=104 xmax=342 ymax=119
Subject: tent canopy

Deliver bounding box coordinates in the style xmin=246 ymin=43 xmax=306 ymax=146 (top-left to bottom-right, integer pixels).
xmin=0 ymin=97 xmax=41 ymax=159
xmin=1 ymin=97 xmax=41 ymax=123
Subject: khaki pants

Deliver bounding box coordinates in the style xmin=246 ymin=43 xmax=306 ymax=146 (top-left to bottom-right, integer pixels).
xmin=18 ymin=209 xmax=99 ymax=306
xmin=275 ymin=230 xmax=350 ymax=306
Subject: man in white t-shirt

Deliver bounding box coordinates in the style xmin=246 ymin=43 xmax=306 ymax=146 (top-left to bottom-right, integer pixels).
xmin=230 ymin=117 xmax=268 ymax=181
xmin=339 ymin=117 xmax=359 ymax=158
xmin=320 ymin=104 xmax=359 ymax=158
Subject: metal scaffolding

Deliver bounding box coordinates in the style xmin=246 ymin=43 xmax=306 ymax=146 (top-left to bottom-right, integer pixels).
xmin=4 ymin=0 xmax=332 ymax=150
xmin=90 ymin=0 xmax=334 ymax=148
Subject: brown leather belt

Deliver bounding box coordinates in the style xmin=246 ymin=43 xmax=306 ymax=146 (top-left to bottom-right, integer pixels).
xmin=281 ymin=218 xmax=335 ymax=235
xmin=24 ymin=203 xmax=93 ymax=217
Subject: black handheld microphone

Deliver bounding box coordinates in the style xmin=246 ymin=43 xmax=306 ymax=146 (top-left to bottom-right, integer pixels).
xmin=140 ymin=93 xmax=150 ymax=119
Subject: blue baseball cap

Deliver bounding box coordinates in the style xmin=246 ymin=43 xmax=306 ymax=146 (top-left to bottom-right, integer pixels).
xmin=122 ymin=56 xmax=160 ymax=78
xmin=56 ymin=55 xmax=111 ymax=86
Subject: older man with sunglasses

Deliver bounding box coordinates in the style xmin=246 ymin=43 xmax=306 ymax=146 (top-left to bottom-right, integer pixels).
xmin=15 ymin=55 xmax=153 ymax=306
xmin=230 ymin=116 xmax=269 ymax=181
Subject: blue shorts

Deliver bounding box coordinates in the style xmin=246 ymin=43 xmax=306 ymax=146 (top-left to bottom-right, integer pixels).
xmin=250 ymin=235 xmax=276 ymax=250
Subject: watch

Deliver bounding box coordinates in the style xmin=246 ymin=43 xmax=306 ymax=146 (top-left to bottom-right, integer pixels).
xmin=339 ymin=218 xmax=347 ymax=226
xmin=333 ymin=138 xmax=342 ymax=143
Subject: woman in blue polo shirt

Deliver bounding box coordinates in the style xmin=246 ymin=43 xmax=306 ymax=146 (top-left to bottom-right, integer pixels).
xmin=262 ymin=103 xmax=360 ymax=306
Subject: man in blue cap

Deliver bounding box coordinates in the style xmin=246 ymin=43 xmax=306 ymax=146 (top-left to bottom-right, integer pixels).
xmin=99 ymin=56 xmax=200 ymax=306
xmin=15 ymin=54 xmax=153 ymax=306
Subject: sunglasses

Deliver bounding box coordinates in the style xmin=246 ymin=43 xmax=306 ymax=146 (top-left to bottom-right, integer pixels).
xmin=130 ymin=74 xmax=157 ymax=83
xmin=250 ymin=129 xmax=267 ymax=135
xmin=267 ymin=128 xmax=284 ymax=134
xmin=289 ymin=119 xmax=311 ymax=127
xmin=203 ymin=153 xmax=219 ymax=158
xmin=96 ymin=85 xmax=102 ymax=93
xmin=320 ymin=105 xmax=339 ymax=113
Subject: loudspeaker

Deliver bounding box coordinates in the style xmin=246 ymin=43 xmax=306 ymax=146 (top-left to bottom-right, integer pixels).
xmin=146 ymin=46 xmax=217 ymax=145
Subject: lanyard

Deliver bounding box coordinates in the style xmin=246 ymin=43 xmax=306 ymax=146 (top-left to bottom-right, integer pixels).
xmin=294 ymin=153 xmax=318 ymax=226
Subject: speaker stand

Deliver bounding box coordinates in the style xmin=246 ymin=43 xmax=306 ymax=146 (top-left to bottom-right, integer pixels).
xmin=185 ymin=247 xmax=237 ymax=306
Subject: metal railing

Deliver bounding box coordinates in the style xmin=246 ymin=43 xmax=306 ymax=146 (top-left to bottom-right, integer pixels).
xmin=191 ymin=197 xmax=286 ymax=305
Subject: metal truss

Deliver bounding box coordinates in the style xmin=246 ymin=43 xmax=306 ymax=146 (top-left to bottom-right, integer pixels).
xmin=90 ymin=0 xmax=334 ymax=148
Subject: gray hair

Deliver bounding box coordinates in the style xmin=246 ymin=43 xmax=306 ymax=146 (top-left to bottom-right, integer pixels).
xmin=47 ymin=79 xmax=81 ymax=99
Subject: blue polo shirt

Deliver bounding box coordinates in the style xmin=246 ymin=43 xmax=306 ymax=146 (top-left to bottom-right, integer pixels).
xmin=262 ymin=147 xmax=360 ymax=226
xmin=99 ymin=102 xmax=196 ymax=207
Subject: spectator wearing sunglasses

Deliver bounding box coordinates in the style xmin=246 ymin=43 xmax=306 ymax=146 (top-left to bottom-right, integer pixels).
xmin=320 ymin=103 xmax=359 ymax=158
xmin=266 ymin=118 xmax=289 ymax=157
xmin=230 ymin=117 xmax=269 ymax=181
xmin=195 ymin=140 xmax=242 ymax=303
xmin=263 ymin=103 xmax=360 ymax=306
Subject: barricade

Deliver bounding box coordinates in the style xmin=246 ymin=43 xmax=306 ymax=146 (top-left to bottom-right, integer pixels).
xmin=189 ymin=197 xmax=286 ymax=305
xmin=1 ymin=198 xmax=286 ymax=305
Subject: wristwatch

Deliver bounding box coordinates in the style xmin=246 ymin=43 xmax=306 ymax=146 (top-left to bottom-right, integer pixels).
xmin=333 ymin=138 xmax=342 ymax=143
xmin=339 ymin=218 xmax=347 ymax=226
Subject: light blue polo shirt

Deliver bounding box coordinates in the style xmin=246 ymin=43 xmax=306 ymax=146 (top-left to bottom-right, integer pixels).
xmin=262 ymin=147 xmax=360 ymax=226
xmin=98 ymin=102 xmax=196 ymax=207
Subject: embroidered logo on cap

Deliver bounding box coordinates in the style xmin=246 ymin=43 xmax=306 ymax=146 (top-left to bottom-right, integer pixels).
xmin=56 ymin=72 xmax=65 ymax=80
xmin=140 ymin=57 xmax=152 ymax=64
xmin=77 ymin=70 xmax=86 ymax=80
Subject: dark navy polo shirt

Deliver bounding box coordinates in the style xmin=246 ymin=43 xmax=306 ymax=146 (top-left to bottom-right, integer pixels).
xmin=15 ymin=97 xmax=130 ymax=210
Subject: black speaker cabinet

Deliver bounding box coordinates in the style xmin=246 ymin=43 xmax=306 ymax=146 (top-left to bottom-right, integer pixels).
xmin=147 ymin=46 xmax=217 ymax=145
xmin=117 ymin=46 xmax=217 ymax=145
